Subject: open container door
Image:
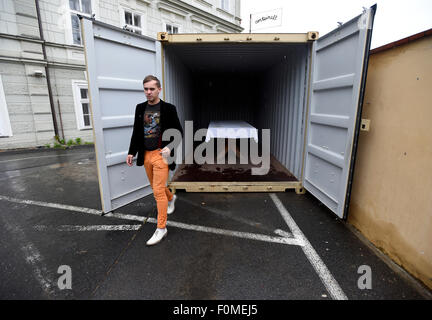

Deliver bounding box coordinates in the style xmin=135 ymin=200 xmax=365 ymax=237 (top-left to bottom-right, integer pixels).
xmin=81 ymin=17 xmax=162 ymax=213
xmin=303 ymin=5 xmax=376 ymax=219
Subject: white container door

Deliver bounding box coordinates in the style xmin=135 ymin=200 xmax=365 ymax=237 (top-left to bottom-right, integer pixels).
xmin=303 ymin=6 xmax=376 ymax=219
xmin=81 ymin=18 xmax=162 ymax=213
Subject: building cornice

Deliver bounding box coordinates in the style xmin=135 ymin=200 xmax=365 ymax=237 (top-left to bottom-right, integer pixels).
xmin=0 ymin=55 xmax=85 ymax=70
xmin=137 ymin=0 xmax=152 ymax=5
xmin=0 ymin=32 xmax=42 ymax=44
xmin=157 ymin=2 xmax=190 ymax=18
xmin=190 ymin=14 xmax=214 ymax=28
xmin=45 ymin=41 xmax=84 ymax=51
xmin=0 ymin=33 xmax=84 ymax=51
xmin=194 ymin=0 xmax=213 ymax=8
xmin=0 ymin=55 xmax=46 ymax=66
xmin=216 ymin=25 xmax=233 ymax=34
xmin=16 ymin=12 xmax=38 ymax=20
xmin=163 ymin=0 xmax=243 ymax=32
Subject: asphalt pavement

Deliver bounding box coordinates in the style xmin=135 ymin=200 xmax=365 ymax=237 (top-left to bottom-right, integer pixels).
xmin=0 ymin=146 xmax=430 ymax=300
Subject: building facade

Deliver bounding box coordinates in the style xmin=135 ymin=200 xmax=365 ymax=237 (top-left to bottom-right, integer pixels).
xmin=0 ymin=0 xmax=242 ymax=149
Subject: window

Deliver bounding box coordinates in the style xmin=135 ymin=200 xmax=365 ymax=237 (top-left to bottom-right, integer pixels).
xmin=123 ymin=9 xmax=142 ymax=35
xmin=72 ymin=81 xmax=92 ymax=130
xmin=0 ymin=75 xmax=12 ymax=137
xmin=220 ymin=0 xmax=229 ymax=11
xmin=69 ymin=0 xmax=92 ymax=45
xmin=165 ymin=23 xmax=179 ymax=34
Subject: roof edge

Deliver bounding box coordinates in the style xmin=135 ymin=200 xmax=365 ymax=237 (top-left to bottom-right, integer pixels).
xmin=370 ymin=28 xmax=432 ymax=54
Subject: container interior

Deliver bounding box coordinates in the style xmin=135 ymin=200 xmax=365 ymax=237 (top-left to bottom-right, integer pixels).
xmin=163 ymin=42 xmax=311 ymax=180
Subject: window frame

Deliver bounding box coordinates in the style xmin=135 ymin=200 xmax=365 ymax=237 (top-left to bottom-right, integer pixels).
xmin=0 ymin=75 xmax=12 ymax=137
xmin=163 ymin=22 xmax=181 ymax=34
xmin=120 ymin=7 xmax=143 ymax=35
xmin=67 ymin=0 xmax=93 ymax=46
xmin=72 ymin=80 xmax=92 ymax=130
xmin=220 ymin=0 xmax=230 ymax=11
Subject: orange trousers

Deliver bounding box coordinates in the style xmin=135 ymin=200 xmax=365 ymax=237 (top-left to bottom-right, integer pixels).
xmin=144 ymin=149 xmax=173 ymax=229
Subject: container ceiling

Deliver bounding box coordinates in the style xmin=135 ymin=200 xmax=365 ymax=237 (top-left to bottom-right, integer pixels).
xmin=165 ymin=43 xmax=309 ymax=73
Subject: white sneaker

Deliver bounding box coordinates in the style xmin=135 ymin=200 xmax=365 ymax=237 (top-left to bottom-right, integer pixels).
xmin=167 ymin=194 xmax=177 ymax=214
xmin=146 ymin=228 xmax=167 ymax=246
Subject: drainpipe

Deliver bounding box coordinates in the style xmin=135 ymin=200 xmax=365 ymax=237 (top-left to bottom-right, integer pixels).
xmin=57 ymin=99 xmax=65 ymax=140
xmin=35 ymin=0 xmax=60 ymax=140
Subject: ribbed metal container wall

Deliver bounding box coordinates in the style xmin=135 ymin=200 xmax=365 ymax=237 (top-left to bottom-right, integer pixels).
xmin=164 ymin=47 xmax=194 ymax=131
xmin=259 ymin=46 xmax=309 ymax=179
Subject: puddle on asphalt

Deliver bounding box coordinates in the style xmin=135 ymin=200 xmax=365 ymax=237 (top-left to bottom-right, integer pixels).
xmin=55 ymin=160 xmax=98 ymax=182
xmin=48 ymin=163 xmax=68 ymax=169
xmin=0 ymin=170 xmax=22 ymax=179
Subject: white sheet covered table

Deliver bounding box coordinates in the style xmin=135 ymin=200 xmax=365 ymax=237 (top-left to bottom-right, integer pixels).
xmin=205 ymin=120 xmax=259 ymax=143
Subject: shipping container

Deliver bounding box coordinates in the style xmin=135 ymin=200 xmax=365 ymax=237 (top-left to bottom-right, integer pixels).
xmin=80 ymin=5 xmax=376 ymax=219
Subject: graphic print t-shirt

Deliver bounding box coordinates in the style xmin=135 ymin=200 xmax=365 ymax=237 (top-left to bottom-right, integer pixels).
xmin=143 ymin=102 xmax=161 ymax=150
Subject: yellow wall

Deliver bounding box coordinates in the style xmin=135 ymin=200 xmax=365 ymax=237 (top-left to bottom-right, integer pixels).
xmin=348 ymin=35 xmax=432 ymax=289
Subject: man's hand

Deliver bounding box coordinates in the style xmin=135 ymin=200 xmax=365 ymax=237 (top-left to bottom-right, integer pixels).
xmin=126 ymin=154 xmax=134 ymax=167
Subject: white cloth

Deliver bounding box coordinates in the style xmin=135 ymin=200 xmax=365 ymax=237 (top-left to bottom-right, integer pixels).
xmin=205 ymin=120 xmax=259 ymax=143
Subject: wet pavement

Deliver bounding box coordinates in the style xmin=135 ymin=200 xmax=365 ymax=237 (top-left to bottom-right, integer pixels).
xmin=0 ymin=146 xmax=430 ymax=300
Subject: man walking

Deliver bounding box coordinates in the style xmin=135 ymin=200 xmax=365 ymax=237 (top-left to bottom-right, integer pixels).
xmin=126 ymin=75 xmax=183 ymax=246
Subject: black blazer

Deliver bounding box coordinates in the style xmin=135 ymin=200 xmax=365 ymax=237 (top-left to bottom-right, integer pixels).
xmin=128 ymin=99 xmax=183 ymax=170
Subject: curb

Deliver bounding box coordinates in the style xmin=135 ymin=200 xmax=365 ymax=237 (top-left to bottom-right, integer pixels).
xmin=0 ymin=144 xmax=95 ymax=156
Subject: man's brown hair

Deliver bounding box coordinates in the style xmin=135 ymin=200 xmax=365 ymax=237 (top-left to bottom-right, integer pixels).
xmin=143 ymin=75 xmax=161 ymax=88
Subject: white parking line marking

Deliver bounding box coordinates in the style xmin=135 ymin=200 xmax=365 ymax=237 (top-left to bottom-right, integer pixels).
xmin=34 ymin=225 xmax=142 ymax=231
xmin=274 ymin=229 xmax=293 ymax=238
xmin=148 ymin=217 xmax=303 ymax=246
xmin=19 ymin=240 xmax=55 ymax=296
xmin=0 ymin=194 xmax=102 ymax=215
xmin=0 ymin=217 xmax=56 ymax=296
xmin=269 ymin=193 xmax=348 ymax=300
xmin=1 ymin=195 xmax=301 ymax=246
xmin=34 ymin=220 xmax=303 ymax=246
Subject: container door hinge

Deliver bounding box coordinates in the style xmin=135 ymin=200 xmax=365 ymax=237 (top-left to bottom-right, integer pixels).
xmin=360 ymin=119 xmax=370 ymax=131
